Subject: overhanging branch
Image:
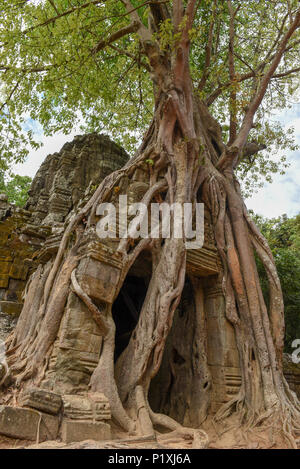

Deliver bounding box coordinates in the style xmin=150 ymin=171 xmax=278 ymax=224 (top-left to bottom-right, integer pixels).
xmin=120 ymin=0 xmax=152 ymax=42
xmin=23 ymin=0 xmax=105 ymax=34
xmin=198 ymin=0 xmax=217 ymax=92
xmin=91 ymin=21 xmax=140 ymax=54
xmin=233 ymin=9 xmax=300 ymax=152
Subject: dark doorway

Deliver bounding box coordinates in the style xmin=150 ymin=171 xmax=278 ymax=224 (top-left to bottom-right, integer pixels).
xmin=112 ymin=252 xmax=151 ymax=362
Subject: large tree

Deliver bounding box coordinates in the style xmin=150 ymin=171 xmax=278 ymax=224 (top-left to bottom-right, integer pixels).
xmin=1 ymin=0 xmax=300 ymax=447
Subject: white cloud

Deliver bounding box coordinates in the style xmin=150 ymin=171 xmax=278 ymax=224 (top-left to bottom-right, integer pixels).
xmin=12 ymin=131 xmax=79 ymax=178
xmin=246 ymin=106 xmax=300 ymax=218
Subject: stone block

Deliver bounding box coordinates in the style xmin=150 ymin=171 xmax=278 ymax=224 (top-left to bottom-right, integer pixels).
xmin=9 ymin=261 xmax=29 ymax=280
xmin=224 ymin=347 xmax=240 ymax=368
xmin=78 ymin=257 xmax=120 ymax=303
xmin=0 ymin=405 xmax=59 ymax=441
xmin=206 ymin=317 xmax=224 ymax=366
xmin=186 ymin=247 xmax=220 ymax=277
xmin=0 ymin=261 xmax=12 ymax=274
xmin=0 ymin=301 xmax=23 ymax=316
xmin=19 ymin=388 xmax=62 ymax=415
xmin=61 ymin=419 xmax=111 ymax=444
xmin=283 ymin=354 xmax=300 ymax=398
xmin=62 ymin=393 xmax=111 ymax=421
xmin=0 ymin=274 xmax=9 ymax=289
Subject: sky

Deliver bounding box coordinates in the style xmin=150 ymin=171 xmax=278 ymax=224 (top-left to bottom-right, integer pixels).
xmin=246 ymin=103 xmax=300 ymax=218
xmin=12 ymin=104 xmax=300 ymax=219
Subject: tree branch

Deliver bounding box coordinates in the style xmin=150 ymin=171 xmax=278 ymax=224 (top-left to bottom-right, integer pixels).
xmin=206 ymin=71 xmax=254 ymax=106
xmin=242 ymin=142 xmax=266 ymax=160
xmin=182 ymin=0 xmax=198 ymax=41
xmin=272 ymin=66 xmax=300 ymax=79
xmin=149 ymin=0 xmax=170 ymax=31
xmin=23 ymin=0 xmax=104 ymax=34
xmin=91 ymin=21 xmax=140 ymax=54
xmin=173 ymin=0 xmax=183 ymax=33
xmin=0 ymin=82 xmax=20 ymax=113
xmin=120 ymin=0 xmax=152 ymax=42
xmin=233 ymin=9 xmax=300 ymax=152
xmin=109 ymin=44 xmax=151 ymax=71
xmin=206 ymin=35 xmax=300 ymax=107
xmin=262 ymin=11 xmax=289 ymax=65
xmin=227 ymin=0 xmax=237 ymax=145
xmin=234 ymin=51 xmax=255 ymax=74
xmin=47 ymin=0 xmax=60 ymax=16
xmin=0 ymin=65 xmax=52 ymax=73
xmin=198 ymin=0 xmax=217 ymax=91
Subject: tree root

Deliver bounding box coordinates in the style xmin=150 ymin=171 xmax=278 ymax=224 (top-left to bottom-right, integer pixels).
xmin=135 ymin=385 xmax=155 ymax=437
xmin=0 ymin=361 xmax=9 ymax=388
xmin=149 ymin=410 xmax=208 ymax=448
xmin=71 ymin=269 xmax=108 ymax=334
xmin=214 ymin=392 xmax=300 ymax=448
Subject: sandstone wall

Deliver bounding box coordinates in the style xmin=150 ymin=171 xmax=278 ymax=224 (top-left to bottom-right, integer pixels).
xmin=0 ymin=134 xmax=128 ymax=341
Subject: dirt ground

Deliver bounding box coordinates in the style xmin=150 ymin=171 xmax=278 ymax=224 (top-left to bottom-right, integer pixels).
xmin=1 ymin=417 xmax=299 ymax=449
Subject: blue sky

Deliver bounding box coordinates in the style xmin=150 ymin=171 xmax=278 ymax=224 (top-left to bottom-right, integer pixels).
xmin=13 ymin=104 xmax=300 ymax=219
xmin=246 ymin=103 xmax=300 ymax=218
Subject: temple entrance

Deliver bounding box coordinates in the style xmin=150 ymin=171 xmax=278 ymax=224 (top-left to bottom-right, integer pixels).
xmin=148 ymin=278 xmax=196 ymax=421
xmin=112 ymin=252 xmax=152 ymax=362
xmin=112 ymin=275 xmax=147 ymax=361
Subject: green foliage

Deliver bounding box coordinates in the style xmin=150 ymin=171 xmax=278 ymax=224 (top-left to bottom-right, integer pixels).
xmin=238 ymin=120 xmax=298 ymax=198
xmin=0 ymin=0 xmax=299 ymax=189
xmin=0 ymin=171 xmax=32 ymax=206
xmin=253 ymin=212 xmax=300 ymax=352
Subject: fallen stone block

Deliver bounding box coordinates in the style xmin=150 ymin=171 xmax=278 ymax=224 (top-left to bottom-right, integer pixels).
xmin=0 ymin=405 xmax=59 ymax=441
xmin=61 ymin=419 xmax=111 ymax=444
xmin=19 ymin=387 xmax=62 ymax=415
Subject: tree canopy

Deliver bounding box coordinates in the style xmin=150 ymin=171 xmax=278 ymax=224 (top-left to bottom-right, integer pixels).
xmin=0 ymin=171 xmax=32 ymax=206
xmin=0 ymin=0 xmax=299 ymax=193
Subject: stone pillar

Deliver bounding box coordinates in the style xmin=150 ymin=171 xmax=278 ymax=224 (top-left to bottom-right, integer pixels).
xmin=204 ymin=278 xmax=241 ymax=413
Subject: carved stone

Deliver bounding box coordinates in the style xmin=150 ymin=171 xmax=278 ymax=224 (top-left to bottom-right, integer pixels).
xmin=62 ymin=393 xmax=111 ymax=421
xmin=283 ymin=354 xmax=300 ymax=398
xmin=0 ymin=405 xmax=59 ymax=441
xmin=61 ymin=419 xmax=111 ymax=444
xmin=19 ymin=388 xmax=62 ymax=415
xmin=0 ymin=133 xmax=128 ymax=341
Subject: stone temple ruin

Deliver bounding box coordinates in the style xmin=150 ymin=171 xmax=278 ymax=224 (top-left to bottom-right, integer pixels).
xmin=0 ymin=133 xmax=299 ymax=444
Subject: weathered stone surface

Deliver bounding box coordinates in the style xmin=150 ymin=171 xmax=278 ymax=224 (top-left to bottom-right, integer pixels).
xmin=0 ymin=134 xmax=129 ymax=342
xmin=61 ymin=419 xmax=111 ymax=444
xmin=78 ymin=256 xmax=121 ymax=304
xmin=19 ymin=388 xmax=62 ymax=415
xmin=0 ymin=312 xmax=17 ymax=342
xmin=0 ymin=301 xmax=23 ymax=316
xmin=41 ymin=292 xmax=104 ymax=394
xmin=283 ymin=354 xmax=300 ymax=398
xmin=186 ymin=246 xmax=220 ymax=277
xmin=62 ymin=393 xmax=111 ymax=421
xmin=26 ymin=133 xmax=129 ymax=225
xmin=0 ymin=405 xmax=59 ymax=441
xmin=0 ymin=204 xmax=41 ymax=340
